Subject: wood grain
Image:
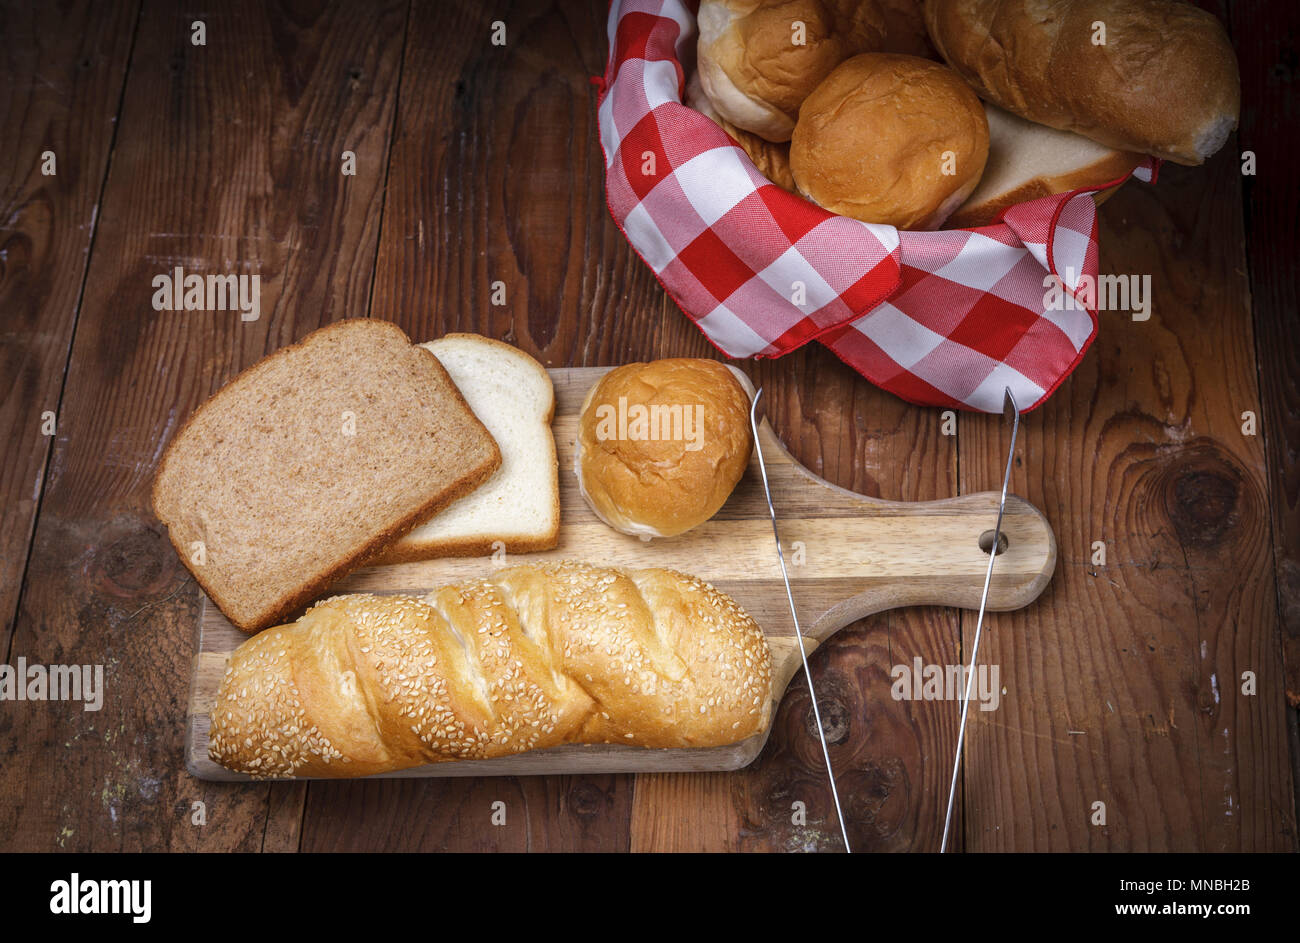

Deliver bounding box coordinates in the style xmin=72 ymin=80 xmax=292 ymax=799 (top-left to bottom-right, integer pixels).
xmin=1231 ymin=0 xmax=1300 ymax=821
xmin=0 ymin=0 xmax=406 ymax=851
xmin=0 ymin=1 xmax=137 ymax=653
xmin=367 ymin=0 xmax=667 ymax=366
xmin=957 ymin=143 xmax=1295 ymax=850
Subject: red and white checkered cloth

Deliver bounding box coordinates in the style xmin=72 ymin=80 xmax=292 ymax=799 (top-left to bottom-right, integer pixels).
xmin=596 ymin=0 xmax=1159 ymax=413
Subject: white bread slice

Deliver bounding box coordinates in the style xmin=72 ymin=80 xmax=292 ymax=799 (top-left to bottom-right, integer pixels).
xmin=948 ymin=103 xmax=1145 ymax=229
xmin=375 ymin=334 xmax=559 ymax=562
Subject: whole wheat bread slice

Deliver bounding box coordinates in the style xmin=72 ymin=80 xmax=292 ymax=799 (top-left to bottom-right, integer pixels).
xmin=152 ymin=319 xmax=501 ymax=633
xmin=374 ymin=334 xmax=559 ymax=563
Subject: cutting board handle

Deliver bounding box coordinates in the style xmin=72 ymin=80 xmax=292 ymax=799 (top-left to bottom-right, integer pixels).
xmin=748 ymin=413 xmax=1055 ymax=624
xmin=749 ymin=416 xmax=1056 ymax=697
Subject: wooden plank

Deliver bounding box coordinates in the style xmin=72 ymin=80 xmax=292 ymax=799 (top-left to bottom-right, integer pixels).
xmin=366 ymin=0 xmax=666 ymax=365
xmin=958 ymin=142 xmax=1295 ymax=850
xmin=0 ymin=1 xmax=137 ymax=651
xmin=299 ymin=772 xmax=637 ymax=852
xmin=298 ymin=0 xmax=674 ymax=853
xmin=1231 ymin=0 xmax=1300 ymax=813
xmin=0 ymin=0 xmax=407 ymax=852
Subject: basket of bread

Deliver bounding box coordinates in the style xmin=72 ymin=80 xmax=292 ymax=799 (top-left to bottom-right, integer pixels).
xmin=595 ymin=0 xmax=1240 ymax=412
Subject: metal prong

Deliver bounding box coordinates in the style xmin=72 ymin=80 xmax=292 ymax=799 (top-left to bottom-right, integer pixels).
xmin=940 ymin=387 xmax=1020 ymax=853
xmin=750 ymin=389 xmax=852 ymax=853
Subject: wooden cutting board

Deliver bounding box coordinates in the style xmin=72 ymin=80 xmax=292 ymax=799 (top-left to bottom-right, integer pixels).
xmin=186 ymin=366 xmax=1056 ymax=781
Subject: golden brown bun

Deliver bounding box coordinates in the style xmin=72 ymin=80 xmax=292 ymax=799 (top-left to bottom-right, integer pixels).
xmin=686 ymin=72 xmax=798 ymax=192
xmin=790 ymin=53 xmax=989 ymax=229
xmin=208 ymin=562 xmax=774 ymax=777
xmin=697 ymin=0 xmax=886 ymax=142
xmin=924 ymin=0 xmax=1240 ymax=166
xmin=576 ymin=359 xmax=752 ymax=539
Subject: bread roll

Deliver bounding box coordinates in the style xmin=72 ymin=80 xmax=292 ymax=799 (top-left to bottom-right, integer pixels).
xmin=697 ymin=0 xmax=885 ymax=142
xmin=686 ymin=72 xmax=797 ymax=192
xmin=208 ymin=562 xmax=774 ymax=777
xmin=948 ymin=103 xmax=1145 ymax=228
xmin=576 ymin=360 xmax=753 ymax=540
xmin=790 ymin=53 xmax=990 ymax=229
xmin=924 ymin=0 xmax=1240 ymax=165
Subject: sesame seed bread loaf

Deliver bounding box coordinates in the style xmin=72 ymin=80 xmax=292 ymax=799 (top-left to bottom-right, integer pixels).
xmin=208 ymin=561 xmax=774 ymax=777
xmin=152 ymin=319 xmax=501 ymax=634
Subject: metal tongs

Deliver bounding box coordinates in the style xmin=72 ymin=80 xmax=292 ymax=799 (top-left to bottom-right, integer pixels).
xmin=750 ymin=389 xmax=851 ymax=852
xmin=940 ymin=387 xmax=1020 ymax=853
xmin=750 ymin=386 xmax=1021 ymax=854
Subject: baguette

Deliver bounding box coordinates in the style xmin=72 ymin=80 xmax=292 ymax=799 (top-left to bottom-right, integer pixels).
xmin=924 ymin=0 xmax=1240 ymax=165
xmin=208 ymin=562 xmax=774 ymax=777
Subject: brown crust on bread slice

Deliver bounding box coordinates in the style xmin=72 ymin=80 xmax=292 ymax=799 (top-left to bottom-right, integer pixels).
xmin=151 ymin=319 xmax=501 ymax=633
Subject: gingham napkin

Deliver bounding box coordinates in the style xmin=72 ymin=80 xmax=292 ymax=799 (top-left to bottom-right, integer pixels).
xmin=596 ymin=0 xmax=1158 ymax=412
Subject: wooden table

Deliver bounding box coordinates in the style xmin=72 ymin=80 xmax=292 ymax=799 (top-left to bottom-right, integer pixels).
xmin=1 ymin=0 xmax=1295 ymax=853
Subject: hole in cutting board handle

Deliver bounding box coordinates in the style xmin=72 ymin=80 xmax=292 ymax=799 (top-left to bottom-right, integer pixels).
xmin=978 ymin=529 xmax=1009 ymax=555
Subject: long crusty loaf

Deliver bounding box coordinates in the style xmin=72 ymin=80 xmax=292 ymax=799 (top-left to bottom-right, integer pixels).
xmin=152 ymin=320 xmax=501 ymax=633
xmin=924 ymin=0 xmax=1240 ymax=165
xmin=376 ymin=334 xmax=559 ymax=562
xmin=208 ymin=561 xmax=774 ymax=777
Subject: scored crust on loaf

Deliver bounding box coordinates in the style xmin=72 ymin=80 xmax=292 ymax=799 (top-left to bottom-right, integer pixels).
xmin=375 ymin=334 xmax=560 ymax=562
xmin=207 ymin=561 xmax=775 ymax=778
xmin=947 ymin=103 xmax=1145 ymax=228
xmin=151 ymin=319 xmax=501 ymax=633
